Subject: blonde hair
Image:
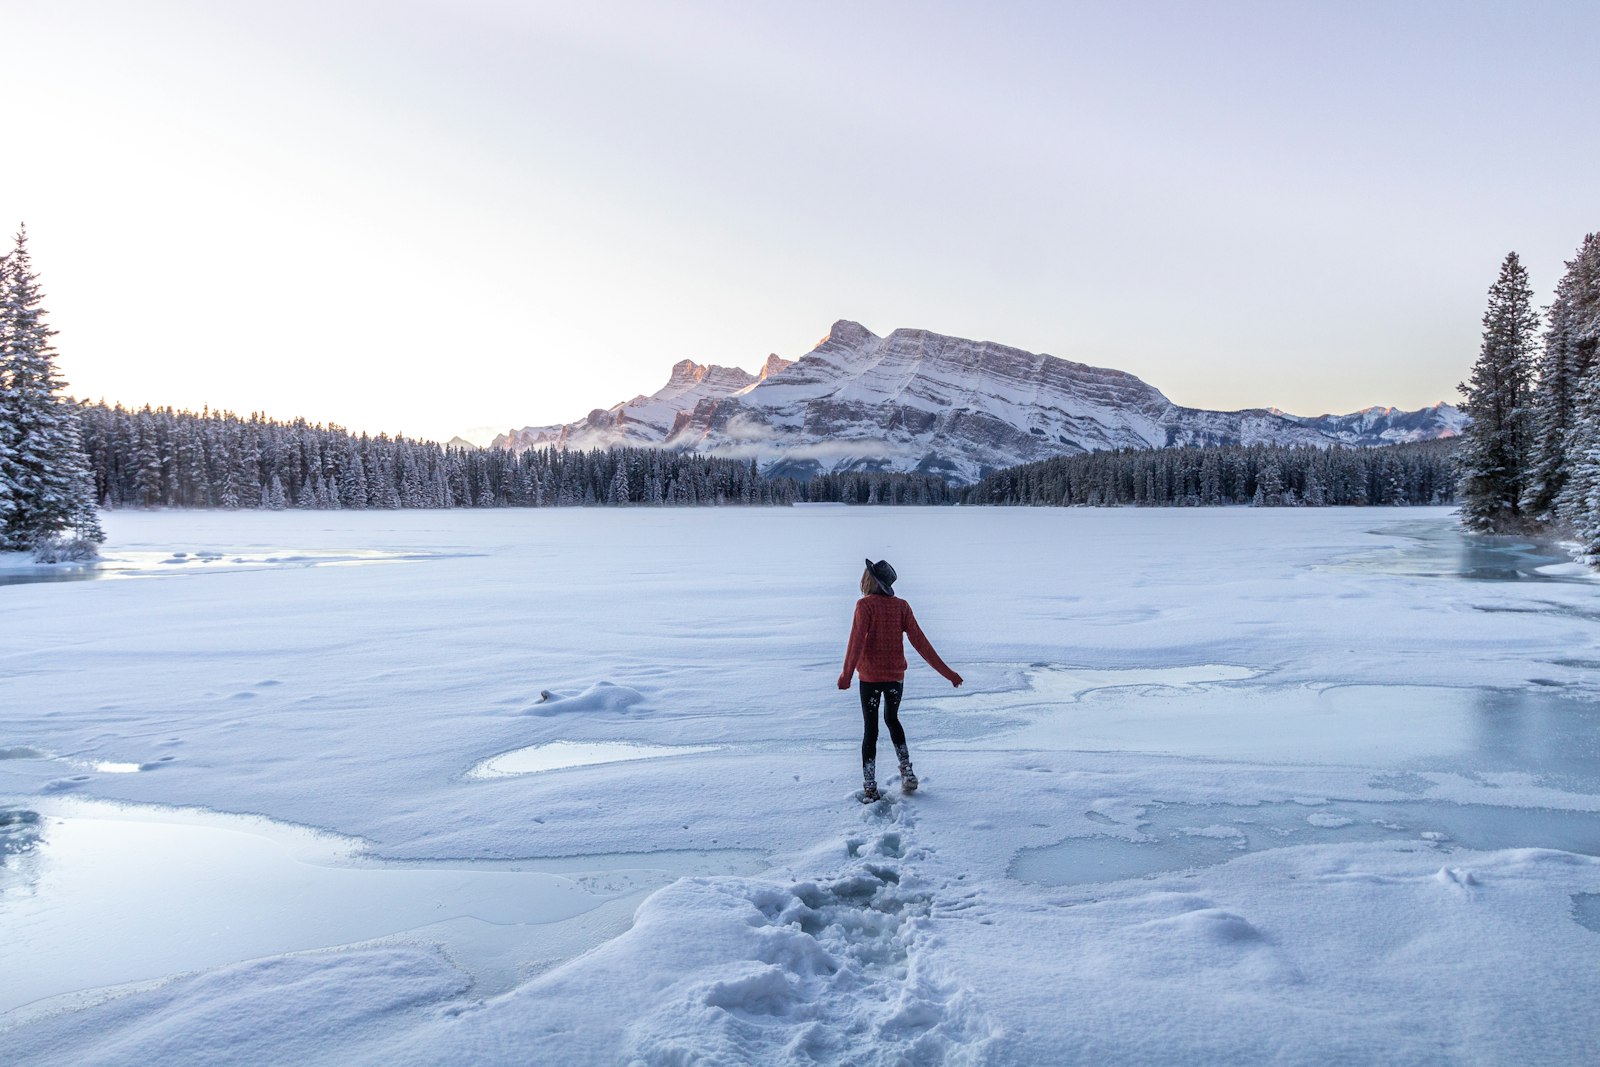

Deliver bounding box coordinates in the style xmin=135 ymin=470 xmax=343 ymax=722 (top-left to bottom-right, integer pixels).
xmin=861 ymin=567 xmax=883 ymax=596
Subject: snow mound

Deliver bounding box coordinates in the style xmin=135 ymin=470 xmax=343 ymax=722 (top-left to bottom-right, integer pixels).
xmin=1536 ymin=561 xmax=1600 ymax=579
xmin=1120 ymin=894 xmax=1301 ymax=983
xmin=4 ymin=947 xmax=467 ymax=1065
xmin=529 ymin=682 xmax=647 ymax=715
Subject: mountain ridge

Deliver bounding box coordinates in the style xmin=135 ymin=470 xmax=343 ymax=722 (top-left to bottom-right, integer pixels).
xmin=492 ymin=321 xmax=1461 ymax=483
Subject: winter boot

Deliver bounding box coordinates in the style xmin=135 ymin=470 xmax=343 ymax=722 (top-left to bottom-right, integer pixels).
xmin=895 ymin=744 xmax=918 ymax=793
xmin=860 ymin=759 xmax=881 ymax=803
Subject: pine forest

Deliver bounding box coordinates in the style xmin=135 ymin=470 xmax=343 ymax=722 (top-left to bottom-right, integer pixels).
xmin=965 ymin=440 xmax=1457 ymax=508
xmin=1456 ymin=233 xmax=1600 ymax=559
xmin=79 ymin=400 xmax=1450 ymax=512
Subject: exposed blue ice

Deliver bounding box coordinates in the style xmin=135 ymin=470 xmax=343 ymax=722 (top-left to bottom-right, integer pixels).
xmin=1012 ymin=799 xmax=1600 ymax=887
xmin=0 ymin=798 xmax=765 ymax=1018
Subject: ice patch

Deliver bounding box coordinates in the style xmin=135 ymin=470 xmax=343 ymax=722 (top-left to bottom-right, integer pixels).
xmin=1572 ymin=892 xmax=1600 ymax=934
xmin=925 ymin=663 xmax=1261 ymax=715
xmin=1177 ymin=825 xmax=1248 ymax=841
xmin=0 ymin=567 xmax=104 ymax=587
xmin=0 ymin=808 xmax=42 ymax=859
xmin=469 ymin=740 xmax=721 ymax=778
xmin=87 ymin=761 xmax=141 ymax=774
xmin=0 ymin=799 xmax=764 ymax=1016
xmin=1010 ymin=831 xmax=1246 ymax=886
xmin=1331 ymin=522 xmax=1595 ymax=583
xmin=2 ymin=546 xmax=456 ymax=585
xmin=931 ymin=678 xmax=1600 ymax=769
xmin=1367 ymin=771 xmax=1436 ymax=795
xmin=1012 ymin=799 xmax=1600 ymax=887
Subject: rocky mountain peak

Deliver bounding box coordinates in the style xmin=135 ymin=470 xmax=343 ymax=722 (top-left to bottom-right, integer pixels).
xmin=815 ymin=320 xmax=879 ymax=353
xmin=490 ymin=320 xmax=1463 ymax=483
xmin=666 ymin=359 xmax=754 ymax=386
xmin=666 ymin=358 xmax=705 ymax=382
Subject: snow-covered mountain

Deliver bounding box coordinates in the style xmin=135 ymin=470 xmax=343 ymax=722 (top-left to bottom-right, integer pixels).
xmin=492 ymin=321 xmax=1462 ymax=484
xmin=498 ymin=354 xmax=793 ymax=452
xmin=1274 ymin=403 xmax=1468 ymax=446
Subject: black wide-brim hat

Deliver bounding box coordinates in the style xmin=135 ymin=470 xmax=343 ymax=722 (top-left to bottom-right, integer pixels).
xmin=866 ymin=558 xmax=897 ymax=594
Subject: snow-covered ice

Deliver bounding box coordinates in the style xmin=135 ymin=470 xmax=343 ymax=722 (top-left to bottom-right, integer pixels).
xmin=3 ymin=506 xmax=1599 ymax=1064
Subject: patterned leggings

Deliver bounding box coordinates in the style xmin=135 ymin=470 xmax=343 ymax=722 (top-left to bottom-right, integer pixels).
xmin=858 ymin=681 xmax=907 ymax=767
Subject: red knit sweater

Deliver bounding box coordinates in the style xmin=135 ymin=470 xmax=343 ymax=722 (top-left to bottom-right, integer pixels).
xmin=839 ymin=594 xmax=960 ymax=685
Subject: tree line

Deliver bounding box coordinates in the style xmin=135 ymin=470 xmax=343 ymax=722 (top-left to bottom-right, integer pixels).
xmin=81 ymin=404 xmax=804 ymax=509
xmin=80 ymin=401 xmax=971 ymax=510
xmin=83 ymin=399 xmax=1455 ymax=513
xmin=1456 ymin=233 xmax=1599 ymax=557
xmin=961 ymin=440 xmax=1457 ymax=507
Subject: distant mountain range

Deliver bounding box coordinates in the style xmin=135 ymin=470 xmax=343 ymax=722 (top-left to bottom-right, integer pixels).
xmin=492 ymin=320 xmax=1464 ymax=484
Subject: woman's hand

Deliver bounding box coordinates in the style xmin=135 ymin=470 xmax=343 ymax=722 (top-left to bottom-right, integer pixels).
xmin=837 ymin=675 xmax=850 ymax=690
xmin=950 ymin=673 xmax=964 ymax=688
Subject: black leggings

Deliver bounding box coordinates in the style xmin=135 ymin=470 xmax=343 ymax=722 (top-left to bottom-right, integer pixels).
xmin=859 ymin=681 xmax=906 ymax=767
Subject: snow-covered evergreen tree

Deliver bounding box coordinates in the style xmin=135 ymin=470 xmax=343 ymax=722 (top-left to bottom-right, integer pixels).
xmin=1302 ymin=465 xmax=1326 ymax=507
xmin=609 ymin=460 xmax=629 ymax=505
xmin=1542 ymin=235 xmax=1600 ymax=555
xmin=0 ymin=253 xmax=16 ymax=535
xmin=1252 ymin=460 xmax=1284 ymax=506
xmin=263 ymin=472 xmax=287 ymax=510
xmin=1569 ymin=371 xmax=1600 ymax=561
xmin=0 ymin=226 xmax=103 ymax=550
xmin=1456 ymin=252 xmax=1539 ymax=531
xmin=1524 ymin=234 xmax=1600 ymax=523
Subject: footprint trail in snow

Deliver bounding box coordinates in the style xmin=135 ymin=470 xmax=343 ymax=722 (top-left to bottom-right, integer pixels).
xmin=624 ymin=795 xmax=997 ymax=1066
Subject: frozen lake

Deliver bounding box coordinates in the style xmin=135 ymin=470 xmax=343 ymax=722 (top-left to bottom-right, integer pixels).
xmin=3 ymin=506 xmax=1599 ymax=1065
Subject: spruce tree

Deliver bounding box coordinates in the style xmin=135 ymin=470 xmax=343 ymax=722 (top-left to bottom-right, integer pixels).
xmin=1568 ymin=369 xmax=1600 ymax=560
xmin=1457 ymin=252 xmax=1539 ymax=531
xmin=1524 ymin=233 xmax=1600 ymax=522
xmin=1545 ymin=235 xmax=1600 ymax=554
xmin=0 ymin=252 xmax=16 ymax=534
xmin=0 ymin=226 xmax=103 ymax=550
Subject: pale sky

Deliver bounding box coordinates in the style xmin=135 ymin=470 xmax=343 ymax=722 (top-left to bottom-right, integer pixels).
xmin=4 ymin=0 xmax=1596 ymax=444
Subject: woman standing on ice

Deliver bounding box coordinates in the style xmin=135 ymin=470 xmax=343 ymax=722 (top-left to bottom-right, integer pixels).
xmin=838 ymin=558 xmax=963 ymax=803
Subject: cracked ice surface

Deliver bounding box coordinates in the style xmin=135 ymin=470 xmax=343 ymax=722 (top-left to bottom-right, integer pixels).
xmin=3 ymin=506 xmax=1600 ymax=1065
